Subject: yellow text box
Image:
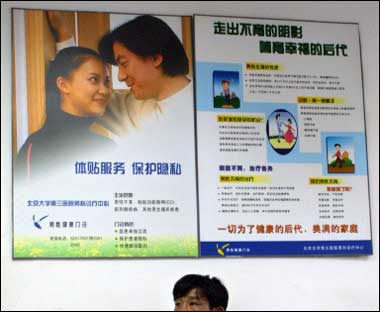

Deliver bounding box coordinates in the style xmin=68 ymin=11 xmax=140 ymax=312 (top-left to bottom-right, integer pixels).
xmin=217 ymin=115 xmax=264 ymax=123
xmin=297 ymin=96 xmax=345 ymax=105
xmin=309 ymin=177 xmax=345 ymax=185
xmin=246 ymin=62 xmax=283 ymax=71
xmin=220 ymin=175 xmax=271 ymax=183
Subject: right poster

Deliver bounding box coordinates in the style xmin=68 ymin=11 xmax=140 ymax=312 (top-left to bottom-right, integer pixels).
xmin=194 ymin=15 xmax=372 ymax=256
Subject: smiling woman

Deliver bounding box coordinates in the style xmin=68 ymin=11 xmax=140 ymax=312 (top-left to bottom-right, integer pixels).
xmin=15 ymin=46 xmax=115 ymax=182
xmin=57 ymin=57 xmax=111 ymax=117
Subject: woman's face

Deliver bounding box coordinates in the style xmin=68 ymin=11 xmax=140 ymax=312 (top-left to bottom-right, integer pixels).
xmin=59 ymin=57 xmax=111 ymax=117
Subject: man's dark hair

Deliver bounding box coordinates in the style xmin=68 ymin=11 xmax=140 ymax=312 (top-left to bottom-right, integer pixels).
xmin=173 ymin=274 xmax=229 ymax=310
xmin=98 ymin=15 xmax=189 ymax=77
xmin=221 ymin=80 xmax=230 ymax=85
xmin=335 ymin=143 xmax=341 ymax=147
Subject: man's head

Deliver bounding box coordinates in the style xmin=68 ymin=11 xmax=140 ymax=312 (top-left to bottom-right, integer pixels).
xmin=335 ymin=143 xmax=341 ymax=150
xmin=221 ymin=80 xmax=230 ymax=93
xmin=173 ymin=274 xmax=228 ymax=311
xmin=98 ymin=15 xmax=189 ymax=100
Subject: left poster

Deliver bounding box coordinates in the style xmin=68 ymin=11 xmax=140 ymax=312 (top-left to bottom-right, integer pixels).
xmin=12 ymin=9 xmax=198 ymax=258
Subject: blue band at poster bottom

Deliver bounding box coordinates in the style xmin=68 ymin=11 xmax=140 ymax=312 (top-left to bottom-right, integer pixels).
xmin=200 ymin=240 xmax=372 ymax=256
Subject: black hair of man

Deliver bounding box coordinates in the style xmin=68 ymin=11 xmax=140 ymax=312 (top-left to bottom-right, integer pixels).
xmin=334 ymin=143 xmax=341 ymax=148
xmin=98 ymin=15 xmax=189 ymax=77
xmin=173 ymin=274 xmax=229 ymax=310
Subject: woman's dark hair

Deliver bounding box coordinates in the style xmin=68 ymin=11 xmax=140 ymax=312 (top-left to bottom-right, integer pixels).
xmin=45 ymin=46 xmax=103 ymax=117
xmin=288 ymin=118 xmax=292 ymax=123
xmin=173 ymin=274 xmax=229 ymax=310
xmin=98 ymin=15 xmax=189 ymax=77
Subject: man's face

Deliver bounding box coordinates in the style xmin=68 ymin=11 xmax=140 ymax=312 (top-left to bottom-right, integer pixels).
xmin=222 ymin=82 xmax=230 ymax=92
xmin=174 ymin=288 xmax=224 ymax=311
xmin=113 ymin=41 xmax=162 ymax=100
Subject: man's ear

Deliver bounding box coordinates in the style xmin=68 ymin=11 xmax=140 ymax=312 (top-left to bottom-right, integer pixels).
xmin=56 ymin=76 xmax=70 ymax=94
xmin=152 ymin=54 xmax=163 ymax=68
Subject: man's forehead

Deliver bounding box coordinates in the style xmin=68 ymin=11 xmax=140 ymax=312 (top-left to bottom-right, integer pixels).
xmin=113 ymin=42 xmax=129 ymax=60
xmin=181 ymin=288 xmax=207 ymax=300
xmin=115 ymin=54 xmax=125 ymax=63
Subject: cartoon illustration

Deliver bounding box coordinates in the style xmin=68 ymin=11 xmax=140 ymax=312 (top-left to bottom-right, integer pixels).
xmin=332 ymin=143 xmax=344 ymax=168
xmin=327 ymin=137 xmax=355 ymax=173
xmin=275 ymin=113 xmax=285 ymax=143
xmin=267 ymin=109 xmax=298 ymax=155
xmin=220 ymin=80 xmax=236 ymax=104
xmin=213 ymin=71 xmax=240 ymax=109
xmin=284 ymin=118 xmax=296 ymax=144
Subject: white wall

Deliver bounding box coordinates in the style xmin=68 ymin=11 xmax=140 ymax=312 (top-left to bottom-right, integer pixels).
xmin=1 ymin=2 xmax=379 ymax=311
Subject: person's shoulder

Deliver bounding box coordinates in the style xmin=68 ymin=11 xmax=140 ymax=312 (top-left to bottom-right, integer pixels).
xmin=108 ymin=89 xmax=131 ymax=106
xmin=15 ymin=128 xmax=46 ymax=166
xmin=108 ymin=89 xmax=147 ymax=111
xmin=112 ymin=89 xmax=132 ymax=98
xmin=18 ymin=129 xmax=45 ymax=151
xmin=90 ymin=122 xmax=119 ymax=144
